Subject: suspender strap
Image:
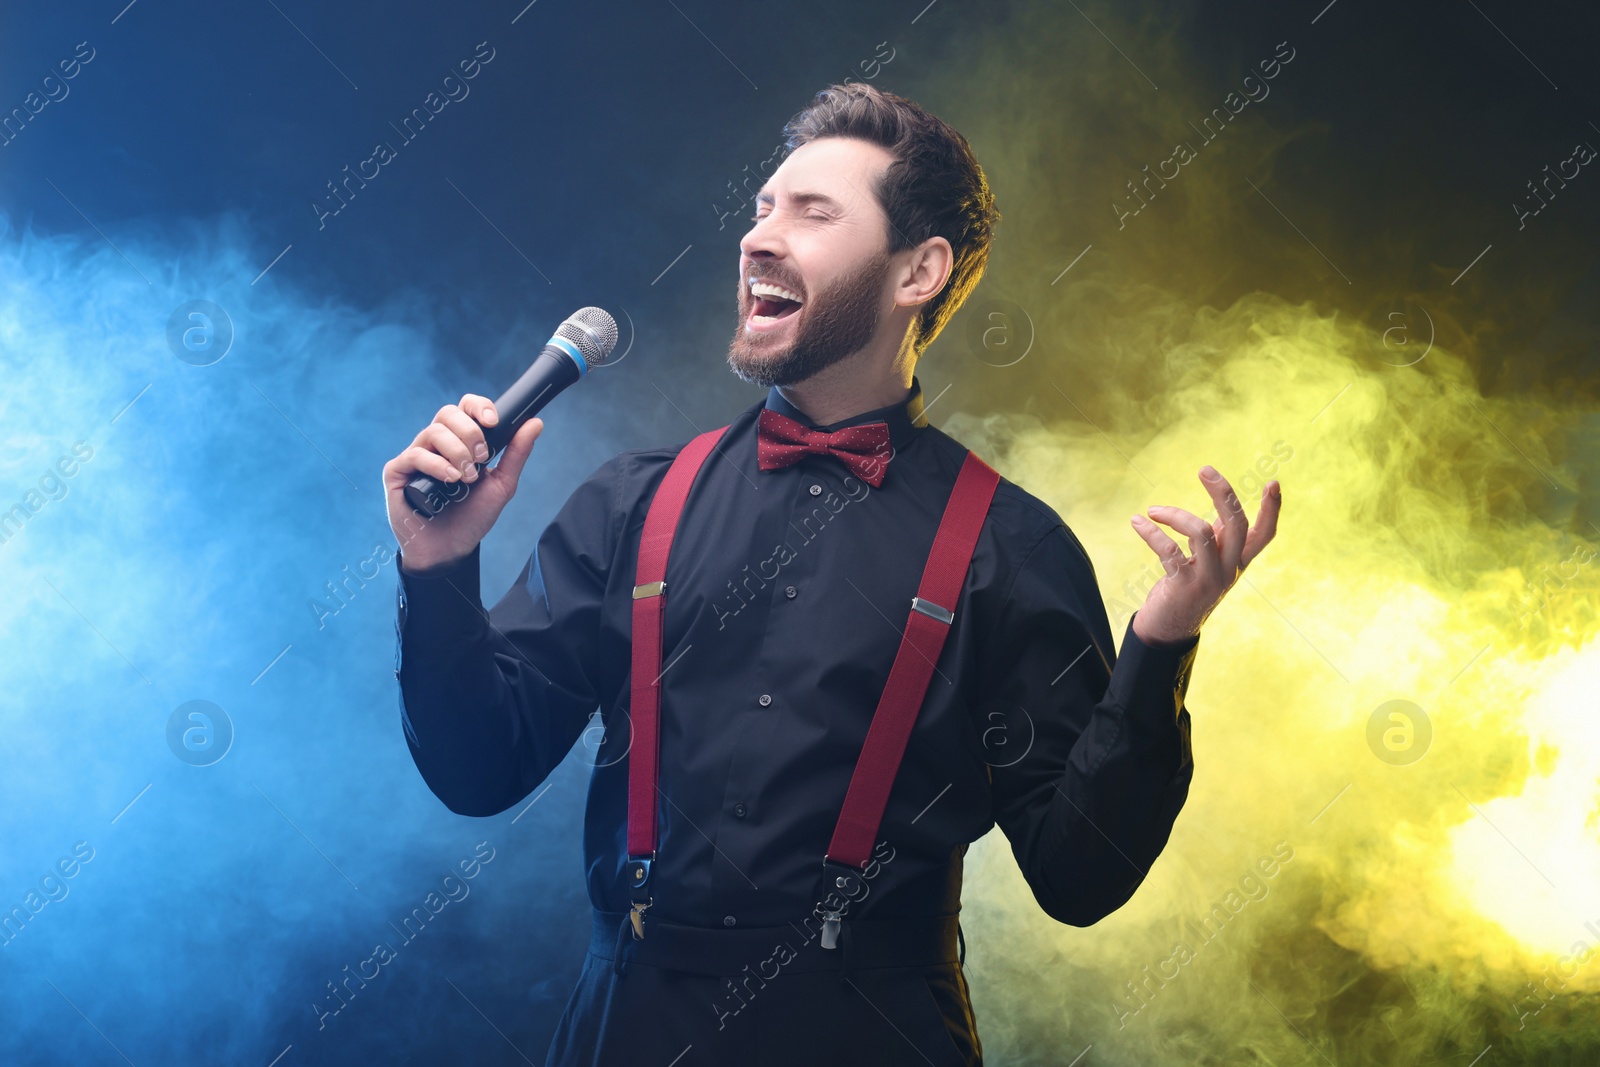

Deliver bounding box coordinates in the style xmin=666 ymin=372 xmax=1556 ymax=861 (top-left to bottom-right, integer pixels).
xmin=824 ymin=450 xmax=1000 ymax=869
xmin=628 ymin=426 xmax=731 ymax=860
xmin=623 ymin=429 xmax=999 ymax=942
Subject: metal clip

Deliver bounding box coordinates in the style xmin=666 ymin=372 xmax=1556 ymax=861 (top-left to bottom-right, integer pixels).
xmin=910 ymin=595 xmax=953 ymax=624
xmin=820 ymin=910 xmax=843 ymax=950
xmin=627 ymin=855 xmax=654 ymax=940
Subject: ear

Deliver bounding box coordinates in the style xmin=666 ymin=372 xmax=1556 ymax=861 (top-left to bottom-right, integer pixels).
xmin=893 ymin=236 xmax=954 ymax=311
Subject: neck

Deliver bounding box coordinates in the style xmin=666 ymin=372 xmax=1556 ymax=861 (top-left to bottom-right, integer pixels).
xmin=774 ymin=338 xmax=917 ymax=426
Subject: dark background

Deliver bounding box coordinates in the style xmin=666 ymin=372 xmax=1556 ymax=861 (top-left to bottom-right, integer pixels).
xmin=2 ymin=0 xmax=1597 ymax=1063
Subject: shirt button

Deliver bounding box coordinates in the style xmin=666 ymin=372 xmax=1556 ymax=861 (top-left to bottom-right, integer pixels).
xmin=733 ymin=802 xmax=747 ymax=818
xmin=784 ymin=585 xmax=797 ymax=599
xmin=809 ymin=484 xmax=822 ymax=496
xmin=723 ymin=915 xmax=737 ymax=927
xmin=758 ymin=693 xmax=772 ymax=707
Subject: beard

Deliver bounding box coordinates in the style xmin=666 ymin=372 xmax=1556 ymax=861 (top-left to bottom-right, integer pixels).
xmin=726 ymin=249 xmax=891 ymax=388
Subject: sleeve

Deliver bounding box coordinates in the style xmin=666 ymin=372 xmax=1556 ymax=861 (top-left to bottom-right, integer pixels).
xmin=392 ymin=465 xmax=617 ymax=817
xmin=981 ymin=523 xmax=1199 ymax=927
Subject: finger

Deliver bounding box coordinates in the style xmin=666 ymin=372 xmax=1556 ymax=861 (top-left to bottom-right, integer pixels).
xmin=488 ymin=417 xmax=543 ymax=488
xmin=411 ymin=403 xmax=462 ymax=447
xmin=436 ymin=405 xmax=491 ymax=465
xmin=1198 ymin=466 xmax=1247 ymax=575
xmin=1240 ymin=481 xmax=1283 ymax=569
xmin=1145 ymin=504 xmax=1224 ymax=587
xmin=384 ymin=445 xmax=464 ymax=491
xmin=459 ymin=393 xmax=498 ymax=428
xmin=421 ymin=422 xmax=481 ymax=482
xmin=1130 ymin=514 xmax=1186 ymax=577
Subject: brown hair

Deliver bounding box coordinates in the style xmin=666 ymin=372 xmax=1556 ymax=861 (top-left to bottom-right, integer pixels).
xmin=781 ymin=82 xmax=1001 ymax=358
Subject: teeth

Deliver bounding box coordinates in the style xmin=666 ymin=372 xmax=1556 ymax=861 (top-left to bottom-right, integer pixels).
xmin=749 ymin=280 xmax=803 ymax=305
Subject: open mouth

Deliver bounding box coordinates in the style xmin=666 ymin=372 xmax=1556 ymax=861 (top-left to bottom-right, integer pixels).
xmin=748 ymin=279 xmax=804 ymax=329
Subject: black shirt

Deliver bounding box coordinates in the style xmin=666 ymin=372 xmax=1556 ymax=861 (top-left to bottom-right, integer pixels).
xmin=393 ymin=377 xmax=1199 ymax=929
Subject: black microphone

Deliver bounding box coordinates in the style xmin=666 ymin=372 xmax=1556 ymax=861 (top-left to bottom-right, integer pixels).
xmin=404 ymin=307 xmax=619 ymax=517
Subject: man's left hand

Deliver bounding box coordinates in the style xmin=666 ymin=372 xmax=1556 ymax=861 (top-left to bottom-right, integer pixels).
xmin=1129 ymin=465 xmax=1282 ymax=647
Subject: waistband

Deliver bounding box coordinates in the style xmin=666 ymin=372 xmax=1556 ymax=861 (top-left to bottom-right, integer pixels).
xmin=591 ymin=908 xmax=962 ymax=979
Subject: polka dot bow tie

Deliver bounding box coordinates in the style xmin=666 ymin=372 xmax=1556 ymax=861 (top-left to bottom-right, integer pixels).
xmin=756 ymin=408 xmax=894 ymax=488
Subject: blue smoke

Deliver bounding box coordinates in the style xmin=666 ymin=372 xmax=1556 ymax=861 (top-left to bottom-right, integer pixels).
xmin=0 ymin=204 xmax=655 ymax=1063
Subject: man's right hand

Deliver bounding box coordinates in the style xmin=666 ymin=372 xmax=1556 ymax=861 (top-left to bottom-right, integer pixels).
xmin=383 ymin=393 xmax=544 ymax=574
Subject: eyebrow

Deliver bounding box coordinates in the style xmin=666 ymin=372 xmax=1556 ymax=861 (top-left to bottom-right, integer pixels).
xmin=754 ymin=189 xmax=846 ymax=211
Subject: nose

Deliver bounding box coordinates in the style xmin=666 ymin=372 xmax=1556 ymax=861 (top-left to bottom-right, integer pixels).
xmin=739 ymin=211 xmax=786 ymax=263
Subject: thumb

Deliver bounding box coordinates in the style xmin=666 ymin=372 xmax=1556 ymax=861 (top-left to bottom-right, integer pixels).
xmin=490 ymin=417 xmax=544 ymax=488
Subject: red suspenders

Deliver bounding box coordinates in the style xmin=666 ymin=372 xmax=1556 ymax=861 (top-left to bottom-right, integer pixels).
xmin=624 ymin=424 xmax=1000 ymax=942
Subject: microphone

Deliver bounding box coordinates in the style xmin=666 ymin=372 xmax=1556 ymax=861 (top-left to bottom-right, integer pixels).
xmin=404 ymin=307 xmax=619 ymax=517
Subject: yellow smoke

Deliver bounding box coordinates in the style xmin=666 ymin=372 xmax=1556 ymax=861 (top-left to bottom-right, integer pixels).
xmin=936 ymin=291 xmax=1599 ymax=1059
xmin=864 ymin=0 xmax=1600 ymax=1056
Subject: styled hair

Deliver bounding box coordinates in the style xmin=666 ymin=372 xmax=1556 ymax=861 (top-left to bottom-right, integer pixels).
xmin=781 ymin=82 xmax=1001 ymax=358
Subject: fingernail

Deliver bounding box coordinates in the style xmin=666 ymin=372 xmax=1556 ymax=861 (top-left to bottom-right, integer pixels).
xmin=1202 ymin=465 xmax=1218 ymax=479
xmin=475 ymin=444 xmax=489 ymax=460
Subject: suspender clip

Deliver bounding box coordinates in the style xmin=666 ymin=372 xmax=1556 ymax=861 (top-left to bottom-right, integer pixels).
xmin=633 ymin=581 xmax=666 ymax=599
xmin=910 ymin=595 xmax=954 ymax=624
xmin=815 ymin=856 xmax=868 ymax=950
xmin=820 ymin=910 xmax=843 ymax=950
xmin=627 ymin=855 xmax=654 ymax=940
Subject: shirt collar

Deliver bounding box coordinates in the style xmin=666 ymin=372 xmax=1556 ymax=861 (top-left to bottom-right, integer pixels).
xmin=762 ymin=376 xmax=929 ymax=452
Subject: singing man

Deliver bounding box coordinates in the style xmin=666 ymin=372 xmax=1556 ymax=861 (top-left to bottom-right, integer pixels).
xmin=383 ymin=82 xmax=1281 ymax=1067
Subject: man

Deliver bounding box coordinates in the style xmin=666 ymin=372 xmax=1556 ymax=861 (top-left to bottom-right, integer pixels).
xmin=383 ymin=83 xmax=1280 ymax=1066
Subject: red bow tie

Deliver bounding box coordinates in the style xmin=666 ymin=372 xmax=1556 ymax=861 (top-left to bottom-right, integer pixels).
xmin=756 ymin=408 xmax=894 ymax=487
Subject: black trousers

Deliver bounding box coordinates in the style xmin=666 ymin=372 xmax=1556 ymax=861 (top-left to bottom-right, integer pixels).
xmin=544 ymin=910 xmax=983 ymax=1066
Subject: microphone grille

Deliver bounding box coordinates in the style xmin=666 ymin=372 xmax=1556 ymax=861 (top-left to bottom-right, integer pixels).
xmin=556 ymin=307 xmax=620 ymax=367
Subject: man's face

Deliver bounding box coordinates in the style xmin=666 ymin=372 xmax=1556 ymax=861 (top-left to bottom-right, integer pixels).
xmin=727 ymin=137 xmax=898 ymax=388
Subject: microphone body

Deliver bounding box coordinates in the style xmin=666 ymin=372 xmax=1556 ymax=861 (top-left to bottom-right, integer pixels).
xmin=404 ymin=309 xmax=616 ymax=516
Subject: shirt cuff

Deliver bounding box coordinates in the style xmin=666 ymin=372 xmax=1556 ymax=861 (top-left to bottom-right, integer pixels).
xmin=1107 ymin=611 xmax=1199 ymax=720
xmin=395 ymin=544 xmax=488 ymax=645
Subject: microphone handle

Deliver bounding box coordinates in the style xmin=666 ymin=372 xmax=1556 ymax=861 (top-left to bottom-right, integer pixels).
xmin=403 ymin=344 xmax=584 ymax=517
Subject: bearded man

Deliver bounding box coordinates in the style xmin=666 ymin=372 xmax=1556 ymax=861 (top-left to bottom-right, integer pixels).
xmin=383 ymin=82 xmax=1281 ymax=1067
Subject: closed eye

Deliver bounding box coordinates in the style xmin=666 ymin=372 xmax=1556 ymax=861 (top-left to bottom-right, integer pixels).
xmin=750 ymin=213 xmax=831 ymax=222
